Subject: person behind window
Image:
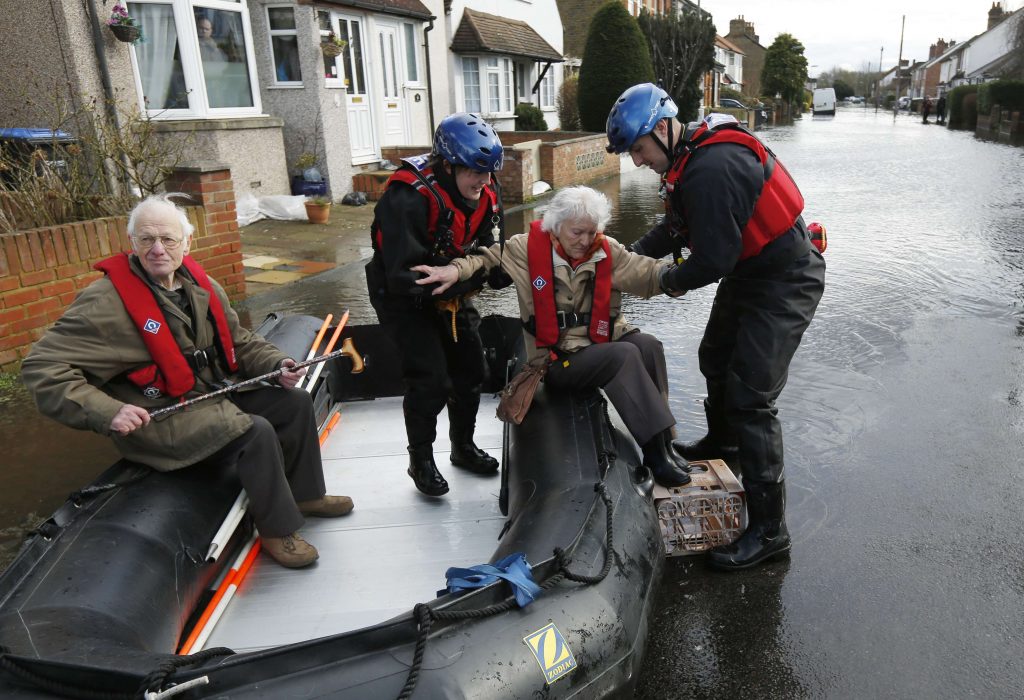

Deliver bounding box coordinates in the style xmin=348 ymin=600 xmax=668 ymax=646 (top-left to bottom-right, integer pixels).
xmin=196 ymin=16 xmax=227 ymax=62
xmin=21 ymin=194 xmax=354 ymax=569
xmin=411 ymin=186 xmax=693 ymax=489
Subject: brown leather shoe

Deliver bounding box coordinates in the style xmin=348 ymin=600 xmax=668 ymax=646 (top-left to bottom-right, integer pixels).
xmin=262 ymin=532 xmax=319 ymax=568
xmin=296 ymin=494 xmax=354 ymax=517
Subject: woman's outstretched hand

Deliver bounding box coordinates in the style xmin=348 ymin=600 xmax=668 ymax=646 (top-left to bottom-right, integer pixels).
xmin=411 ymin=264 xmax=459 ymax=295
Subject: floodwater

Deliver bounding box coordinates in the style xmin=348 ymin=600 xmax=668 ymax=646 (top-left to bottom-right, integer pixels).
xmin=3 ymin=106 xmax=1024 ymax=697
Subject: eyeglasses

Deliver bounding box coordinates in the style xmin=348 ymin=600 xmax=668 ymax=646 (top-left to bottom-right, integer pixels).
xmin=133 ymin=235 xmax=184 ymax=251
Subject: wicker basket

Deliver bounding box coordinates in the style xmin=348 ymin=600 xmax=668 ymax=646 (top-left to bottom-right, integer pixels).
xmin=321 ymin=42 xmax=344 ymax=58
xmin=109 ymin=24 xmax=140 ymax=43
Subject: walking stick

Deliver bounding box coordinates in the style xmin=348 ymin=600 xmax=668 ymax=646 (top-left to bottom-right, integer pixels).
xmin=148 ymin=346 xmax=349 ymax=419
xmin=303 ymin=310 xmax=349 ymax=393
xmin=295 ymin=314 xmax=333 ymax=390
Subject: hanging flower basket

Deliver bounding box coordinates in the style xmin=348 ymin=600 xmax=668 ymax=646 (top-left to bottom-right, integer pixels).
xmin=321 ymin=32 xmax=346 ymax=57
xmin=109 ymin=23 xmax=141 ymax=43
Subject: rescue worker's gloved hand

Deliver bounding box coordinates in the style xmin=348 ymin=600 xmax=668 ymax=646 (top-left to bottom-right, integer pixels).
xmin=626 ymin=240 xmax=643 ymax=255
xmin=487 ymin=266 xmax=513 ymax=290
xmin=659 ymin=265 xmax=686 ymax=298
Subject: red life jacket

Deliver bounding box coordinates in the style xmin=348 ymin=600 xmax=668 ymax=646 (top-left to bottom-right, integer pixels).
xmin=93 ymin=253 xmax=238 ymax=399
xmin=664 ymin=120 xmax=805 ymax=260
xmin=373 ymin=157 xmax=499 ymax=257
xmin=526 ymin=221 xmax=612 ymax=347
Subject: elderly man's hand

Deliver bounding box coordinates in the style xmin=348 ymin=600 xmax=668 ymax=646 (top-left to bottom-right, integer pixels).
xmin=110 ymin=404 xmax=151 ymax=435
xmin=277 ymin=358 xmax=306 ymax=389
xmin=411 ymin=264 xmax=459 ymax=295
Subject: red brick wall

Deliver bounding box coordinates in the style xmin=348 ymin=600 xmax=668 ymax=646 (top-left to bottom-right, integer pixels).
xmin=0 ymin=167 xmax=242 ymax=371
xmin=539 ymin=135 xmax=618 ymax=189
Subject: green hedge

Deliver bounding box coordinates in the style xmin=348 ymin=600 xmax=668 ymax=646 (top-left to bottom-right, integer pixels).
xmin=977 ymin=80 xmax=1024 ymax=116
xmin=948 ymin=85 xmax=979 ymax=130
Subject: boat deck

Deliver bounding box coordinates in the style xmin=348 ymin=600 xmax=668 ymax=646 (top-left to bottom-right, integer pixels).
xmin=205 ymin=395 xmax=505 ymax=653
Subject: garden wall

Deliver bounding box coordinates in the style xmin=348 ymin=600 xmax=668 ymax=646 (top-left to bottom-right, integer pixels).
xmin=0 ymin=165 xmax=243 ymax=370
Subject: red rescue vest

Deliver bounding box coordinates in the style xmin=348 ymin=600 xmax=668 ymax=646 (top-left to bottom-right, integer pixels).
xmin=526 ymin=221 xmax=612 ymax=347
xmin=93 ymin=253 xmax=238 ymax=399
xmin=374 ymin=158 xmax=499 ymax=258
xmin=664 ymin=121 xmax=805 ymax=260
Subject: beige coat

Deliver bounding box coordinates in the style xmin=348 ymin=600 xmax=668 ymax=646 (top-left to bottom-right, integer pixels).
xmin=22 ymin=255 xmax=288 ymax=471
xmin=452 ymin=232 xmax=669 ymax=363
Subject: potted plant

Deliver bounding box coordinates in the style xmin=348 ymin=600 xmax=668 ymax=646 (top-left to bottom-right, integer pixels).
xmin=304 ymin=196 xmax=332 ymax=224
xmin=321 ymin=31 xmax=347 ymax=58
xmin=107 ymin=2 xmax=143 ymax=44
xmin=290 ymin=152 xmax=327 ymax=196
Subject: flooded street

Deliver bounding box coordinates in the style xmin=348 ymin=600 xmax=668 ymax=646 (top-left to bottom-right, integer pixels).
xmin=3 ymin=106 xmax=1024 ymax=697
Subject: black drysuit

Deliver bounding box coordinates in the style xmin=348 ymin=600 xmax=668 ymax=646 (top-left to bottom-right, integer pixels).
xmin=631 ymin=140 xmax=826 ymax=486
xmin=365 ymin=169 xmax=498 ymax=450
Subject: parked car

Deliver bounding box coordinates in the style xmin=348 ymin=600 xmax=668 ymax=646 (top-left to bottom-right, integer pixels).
xmin=717 ymin=98 xmax=768 ymax=126
xmin=719 ymin=98 xmax=748 ymax=110
xmin=897 ymin=96 xmax=911 ymax=110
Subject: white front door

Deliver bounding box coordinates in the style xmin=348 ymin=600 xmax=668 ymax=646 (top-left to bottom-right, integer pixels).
xmin=375 ymin=22 xmax=406 ymax=147
xmin=337 ymin=15 xmax=377 ymax=164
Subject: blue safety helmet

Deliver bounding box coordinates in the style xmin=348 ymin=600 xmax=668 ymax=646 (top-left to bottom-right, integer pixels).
xmin=433 ymin=113 xmax=504 ymax=172
xmin=605 ymin=83 xmax=679 ymax=154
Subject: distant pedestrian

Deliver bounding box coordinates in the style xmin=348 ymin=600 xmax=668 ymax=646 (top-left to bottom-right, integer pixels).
xmin=936 ymin=95 xmax=947 ymax=125
xmin=922 ymin=97 xmax=932 ymax=124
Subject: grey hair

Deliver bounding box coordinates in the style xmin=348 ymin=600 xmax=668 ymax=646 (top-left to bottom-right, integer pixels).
xmin=541 ymin=186 xmax=612 ymax=234
xmin=127 ymin=193 xmax=195 ymax=239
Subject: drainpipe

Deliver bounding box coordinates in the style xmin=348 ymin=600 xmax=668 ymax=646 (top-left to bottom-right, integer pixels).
xmin=424 ymin=17 xmax=436 ymax=137
xmin=85 ymin=0 xmax=132 ymax=192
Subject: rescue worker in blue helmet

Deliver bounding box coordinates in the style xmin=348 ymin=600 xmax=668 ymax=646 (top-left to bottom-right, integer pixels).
xmin=606 ymin=83 xmax=826 ymax=570
xmin=365 ymin=113 xmax=506 ymax=497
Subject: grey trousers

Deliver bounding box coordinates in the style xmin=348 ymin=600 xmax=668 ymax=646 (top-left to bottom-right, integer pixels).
xmin=545 ymin=331 xmax=675 ymax=446
xmin=200 ymin=387 xmax=326 ymax=538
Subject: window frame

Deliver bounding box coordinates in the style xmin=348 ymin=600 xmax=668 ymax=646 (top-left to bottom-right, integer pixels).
xmin=540 ymin=64 xmax=555 ymax=109
xmin=462 ymin=56 xmax=482 ymax=113
xmin=128 ymin=0 xmax=263 ymax=119
xmin=402 ymin=22 xmax=421 ymax=85
xmin=266 ymin=4 xmax=301 ymax=87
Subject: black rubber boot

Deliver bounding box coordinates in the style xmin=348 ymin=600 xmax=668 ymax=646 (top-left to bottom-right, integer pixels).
xmin=664 ymin=431 xmax=692 ymax=473
xmin=641 ymin=432 xmax=692 ymax=487
xmin=407 ymin=446 xmax=449 ymax=496
xmin=708 ymin=481 xmax=791 ymax=570
xmin=450 ymin=427 xmax=499 ymax=475
xmin=672 ymin=435 xmax=739 ymax=462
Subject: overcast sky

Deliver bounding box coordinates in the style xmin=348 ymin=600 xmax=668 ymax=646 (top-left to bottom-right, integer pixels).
xmin=700 ymin=0 xmax=1023 ymax=75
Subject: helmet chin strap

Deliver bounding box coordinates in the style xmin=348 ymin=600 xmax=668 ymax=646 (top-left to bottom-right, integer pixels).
xmin=652 ymin=118 xmax=675 ymax=161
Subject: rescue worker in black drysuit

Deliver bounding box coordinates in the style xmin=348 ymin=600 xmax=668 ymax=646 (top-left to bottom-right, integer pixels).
xmin=606 ymin=84 xmax=826 ymax=570
xmin=365 ymin=113 xmax=506 ymax=497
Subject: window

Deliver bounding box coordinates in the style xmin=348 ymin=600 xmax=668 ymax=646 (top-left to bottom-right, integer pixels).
xmin=483 ymin=57 xmax=513 ymax=114
xmin=515 ymin=61 xmax=529 ymax=103
xmin=463 ymin=57 xmax=481 ymax=112
xmin=338 ymin=18 xmax=366 ymax=94
xmin=129 ymin=1 xmax=259 ymax=116
xmin=540 ymin=66 xmax=555 ymax=108
xmin=403 ymin=23 xmax=419 ymax=83
xmin=267 ymin=6 xmax=300 ymax=84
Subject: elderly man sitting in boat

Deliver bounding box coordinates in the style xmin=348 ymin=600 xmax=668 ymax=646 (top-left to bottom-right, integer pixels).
xmin=21 ymin=194 xmax=353 ymax=569
xmin=412 ymin=186 xmax=691 ymax=487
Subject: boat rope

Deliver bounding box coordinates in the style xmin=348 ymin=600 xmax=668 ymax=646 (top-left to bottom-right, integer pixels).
xmin=398 ymin=480 xmax=616 ymax=700
xmin=0 ymin=645 xmax=234 ymax=700
xmin=138 ymin=646 xmax=235 ymax=699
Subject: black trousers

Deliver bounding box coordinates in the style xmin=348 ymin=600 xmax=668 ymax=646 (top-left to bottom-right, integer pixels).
xmin=545 ymin=331 xmax=675 ymax=447
xmin=372 ymin=296 xmax=488 ymax=450
xmin=699 ymin=248 xmax=826 ymax=485
xmin=199 ymin=387 xmax=326 ymax=538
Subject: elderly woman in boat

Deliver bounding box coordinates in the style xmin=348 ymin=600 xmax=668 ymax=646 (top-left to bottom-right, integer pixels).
xmin=21 ymin=194 xmax=353 ymax=569
xmin=412 ymin=186 xmax=691 ymax=487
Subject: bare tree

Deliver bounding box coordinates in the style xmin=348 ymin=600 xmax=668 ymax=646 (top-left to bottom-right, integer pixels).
xmin=637 ymin=7 xmax=716 ymax=121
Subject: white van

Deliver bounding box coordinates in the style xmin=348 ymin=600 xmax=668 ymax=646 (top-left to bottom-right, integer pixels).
xmin=812 ymin=88 xmax=836 ymax=116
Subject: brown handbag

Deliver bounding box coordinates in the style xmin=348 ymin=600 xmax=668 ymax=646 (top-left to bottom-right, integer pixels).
xmin=496 ymin=359 xmax=550 ymax=425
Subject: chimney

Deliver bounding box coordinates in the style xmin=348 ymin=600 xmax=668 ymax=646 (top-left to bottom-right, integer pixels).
xmin=729 ymin=17 xmax=746 ymax=37
xmin=929 ymin=38 xmax=948 ymax=59
xmin=988 ymin=2 xmax=1005 ymax=30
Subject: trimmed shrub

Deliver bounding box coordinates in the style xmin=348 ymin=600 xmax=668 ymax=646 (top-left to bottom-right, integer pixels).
xmin=515 ymin=102 xmax=547 ymax=131
xmin=578 ymin=1 xmax=654 ymax=133
xmin=948 ymin=85 xmax=979 ymax=130
xmin=557 ymin=74 xmax=581 ymax=131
